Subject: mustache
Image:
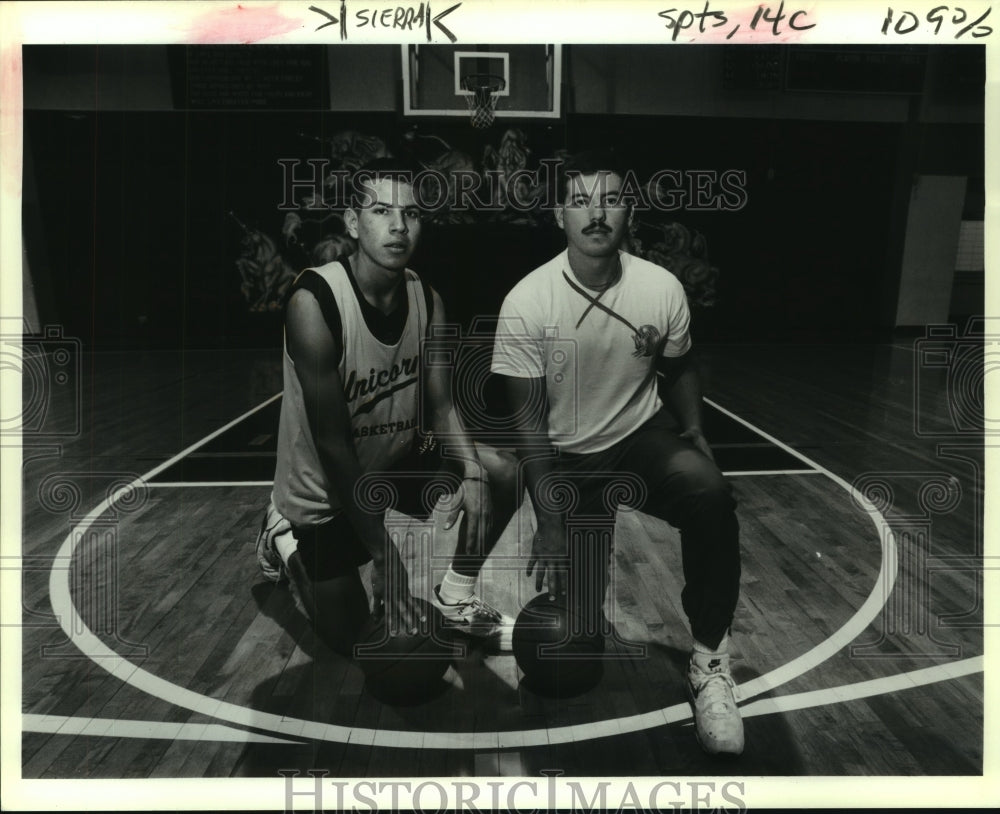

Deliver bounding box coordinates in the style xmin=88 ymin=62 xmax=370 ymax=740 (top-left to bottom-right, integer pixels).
xmin=582 ymin=221 xmax=612 ymax=234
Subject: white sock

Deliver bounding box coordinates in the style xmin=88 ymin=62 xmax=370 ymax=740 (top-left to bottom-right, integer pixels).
xmin=274 ymin=529 xmax=298 ymax=566
xmin=438 ymin=569 xmax=478 ymax=604
xmin=693 ymin=632 xmax=729 ymax=655
xmin=692 ymin=632 xmax=730 ymax=671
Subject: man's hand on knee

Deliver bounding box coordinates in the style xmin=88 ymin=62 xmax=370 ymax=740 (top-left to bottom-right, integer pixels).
xmin=527 ymin=521 xmax=569 ymax=599
xmin=679 ymin=426 xmax=714 ymax=462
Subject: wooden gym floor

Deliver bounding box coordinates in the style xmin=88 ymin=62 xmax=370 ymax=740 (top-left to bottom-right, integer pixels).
xmin=16 ymin=339 xmax=986 ymax=779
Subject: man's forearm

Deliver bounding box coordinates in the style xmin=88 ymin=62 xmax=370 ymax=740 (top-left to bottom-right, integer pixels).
xmin=430 ymin=405 xmax=483 ymax=479
xmin=317 ymin=437 xmax=391 ymax=563
xmin=515 ymin=428 xmax=564 ymax=529
xmin=666 ymin=361 xmax=704 ymax=432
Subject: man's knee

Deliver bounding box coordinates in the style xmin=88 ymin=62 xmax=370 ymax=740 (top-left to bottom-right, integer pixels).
xmin=691 ymin=473 xmax=736 ymax=513
xmin=665 ymin=452 xmax=733 ymax=501
xmin=647 ymin=459 xmax=736 ymax=524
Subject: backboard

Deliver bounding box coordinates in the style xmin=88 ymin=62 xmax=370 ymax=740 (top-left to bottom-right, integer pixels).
xmin=401 ymin=44 xmax=562 ymax=119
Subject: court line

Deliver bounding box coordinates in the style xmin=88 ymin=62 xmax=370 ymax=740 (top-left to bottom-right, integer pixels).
xmin=143 ymin=401 xmax=813 ymax=488
xmin=737 ymin=655 xmax=983 ymax=719
xmin=147 ymin=482 xmax=274 ymax=488
xmin=47 ymin=395 xmax=899 ymax=749
xmin=147 ymin=472 xmax=818 ymax=488
xmin=25 ymin=657 xmax=982 ymax=745
xmin=704 ymin=397 xmax=826 ymax=472
xmin=723 ymin=469 xmax=822 ymax=477
xmin=705 ymin=396 xmax=901 ymax=700
xmin=22 ymin=714 xmax=302 ymax=744
xmin=186 ymin=452 xmax=276 ymax=457
xmin=149 ymin=392 xmax=284 ymax=482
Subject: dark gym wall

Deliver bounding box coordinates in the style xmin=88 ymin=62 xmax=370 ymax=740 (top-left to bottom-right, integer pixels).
xmin=21 ymin=44 xmax=984 ymax=350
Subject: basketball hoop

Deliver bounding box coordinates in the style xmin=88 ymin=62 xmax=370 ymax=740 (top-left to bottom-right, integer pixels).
xmin=461 ymin=74 xmax=505 ymax=129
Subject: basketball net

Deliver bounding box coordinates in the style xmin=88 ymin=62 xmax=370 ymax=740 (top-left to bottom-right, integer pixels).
xmin=462 ymin=74 xmax=505 ymax=129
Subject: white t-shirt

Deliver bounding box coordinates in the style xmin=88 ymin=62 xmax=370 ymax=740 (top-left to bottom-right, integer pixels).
xmin=491 ymin=249 xmax=692 ymax=454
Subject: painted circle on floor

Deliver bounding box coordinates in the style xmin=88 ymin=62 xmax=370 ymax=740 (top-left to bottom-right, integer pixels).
xmin=49 ymin=398 xmax=898 ymax=748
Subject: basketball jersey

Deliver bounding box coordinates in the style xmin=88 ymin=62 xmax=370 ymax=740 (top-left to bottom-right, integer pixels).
xmin=273 ymin=260 xmax=431 ymax=527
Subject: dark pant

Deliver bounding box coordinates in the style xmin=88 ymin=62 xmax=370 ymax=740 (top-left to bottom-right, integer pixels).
xmin=288 ymin=443 xmax=455 ymax=656
xmin=556 ymin=409 xmax=741 ymax=650
xmin=287 ymin=442 xmax=522 ymax=656
xmin=292 ymin=443 xmax=456 ymax=580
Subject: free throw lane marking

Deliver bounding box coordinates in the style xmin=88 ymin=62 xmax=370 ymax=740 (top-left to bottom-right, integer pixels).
xmin=47 ymin=396 xmax=900 ymax=748
xmin=147 ymin=481 xmax=275 ymax=488
xmin=723 ymin=469 xmax=822 ymax=477
xmin=705 ymin=397 xmax=825 ymax=472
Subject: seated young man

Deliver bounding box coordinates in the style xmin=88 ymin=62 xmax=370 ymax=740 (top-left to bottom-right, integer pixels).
xmin=258 ymin=157 xmax=521 ymax=655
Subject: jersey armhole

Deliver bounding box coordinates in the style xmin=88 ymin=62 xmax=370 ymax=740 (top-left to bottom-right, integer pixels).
xmin=289 ymin=269 xmax=344 ymax=362
xmin=420 ymin=278 xmax=435 ymax=338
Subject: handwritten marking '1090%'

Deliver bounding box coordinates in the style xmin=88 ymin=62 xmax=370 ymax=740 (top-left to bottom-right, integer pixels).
xmin=658 ymin=1 xmax=816 ymax=41
xmin=881 ymin=6 xmax=993 ymax=38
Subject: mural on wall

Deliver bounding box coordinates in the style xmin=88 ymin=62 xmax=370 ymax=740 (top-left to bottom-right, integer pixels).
xmin=231 ymin=126 xmax=719 ymax=314
xmin=230 ymin=211 xmax=298 ymax=313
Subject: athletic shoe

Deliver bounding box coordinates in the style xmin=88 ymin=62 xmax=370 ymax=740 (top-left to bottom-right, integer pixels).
xmin=687 ymin=653 xmax=745 ymax=756
xmin=432 ymin=585 xmax=515 ymax=652
xmin=255 ymin=499 xmax=291 ymax=583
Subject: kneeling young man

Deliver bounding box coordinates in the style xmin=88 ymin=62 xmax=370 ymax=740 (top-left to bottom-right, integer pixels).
xmin=259 ymin=158 xmax=521 ymax=654
xmin=491 ymin=150 xmax=744 ymax=755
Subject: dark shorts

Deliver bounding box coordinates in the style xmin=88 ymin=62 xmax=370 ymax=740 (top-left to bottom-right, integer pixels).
xmin=291 ymin=442 xmax=459 ymax=580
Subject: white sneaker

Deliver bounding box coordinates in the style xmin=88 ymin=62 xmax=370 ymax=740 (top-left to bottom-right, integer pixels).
xmin=687 ymin=653 xmax=745 ymax=756
xmin=432 ymin=585 xmax=515 ymax=652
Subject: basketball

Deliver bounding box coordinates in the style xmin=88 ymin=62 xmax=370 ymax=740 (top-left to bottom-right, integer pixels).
xmin=354 ymin=598 xmax=457 ymax=705
xmin=511 ymin=593 xmax=605 ymax=698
